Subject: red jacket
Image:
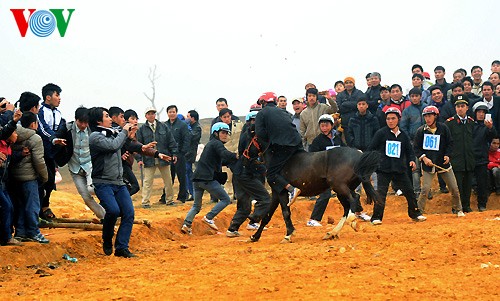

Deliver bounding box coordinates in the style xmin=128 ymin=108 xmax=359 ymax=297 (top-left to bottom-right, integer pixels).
xmin=488 ymin=149 xmax=500 ymax=170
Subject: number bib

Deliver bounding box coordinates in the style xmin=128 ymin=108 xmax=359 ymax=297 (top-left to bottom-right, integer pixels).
xmin=385 ymin=141 xmax=401 ymax=158
xmin=423 ymin=134 xmax=440 ymax=151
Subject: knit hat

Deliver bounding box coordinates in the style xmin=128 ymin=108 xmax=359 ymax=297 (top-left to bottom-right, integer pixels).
xmin=344 ymin=77 xmax=355 ymax=84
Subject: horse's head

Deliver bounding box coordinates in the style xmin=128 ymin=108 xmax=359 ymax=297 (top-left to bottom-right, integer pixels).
xmin=242 ymin=135 xmax=269 ymax=164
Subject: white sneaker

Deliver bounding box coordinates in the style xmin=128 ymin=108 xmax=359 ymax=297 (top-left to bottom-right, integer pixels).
xmin=306 ymin=219 xmax=322 ymax=227
xmin=356 ymin=212 xmax=371 ymax=222
xmin=371 ymin=219 xmax=382 ymax=225
xmin=457 ymin=211 xmax=465 ymax=217
xmin=181 ymin=224 xmax=192 ymax=235
xmin=226 ymin=230 xmax=241 ymax=238
xmin=246 ymin=223 xmax=268 ymax=231
xmin=287 ymin=187 xmax=301 ymax=206
xmin=413 ymin=215 xmax=427 ymax=222
xmin=202 ymin=216 xmax=218 ymax=231
xmin=396 ymin=189 xmax=403 ymax=196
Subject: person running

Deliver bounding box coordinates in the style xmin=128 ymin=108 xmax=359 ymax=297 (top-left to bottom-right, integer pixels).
xmin=255 ymin=92 xmax=302 ymax=205
xmin=181 ymin=122 xmax=238 ymax=235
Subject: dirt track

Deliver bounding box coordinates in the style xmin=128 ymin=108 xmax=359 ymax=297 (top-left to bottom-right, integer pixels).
xmin=1 ymin=178 xmax=500 ymax=300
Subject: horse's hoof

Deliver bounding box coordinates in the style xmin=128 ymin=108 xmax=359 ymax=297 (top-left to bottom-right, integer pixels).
xmin=322 ymin=232 xmax=339 ymax=240
xmin=350 ymin=220 xmax=360 ymax=232
xmin=280 ymin=237 xmax=292 ymax=244
xmin=247 ymin=235 xmax=258 ymax=243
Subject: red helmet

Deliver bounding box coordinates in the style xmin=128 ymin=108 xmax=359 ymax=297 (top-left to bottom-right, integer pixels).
xmin=258 ymin=92 xmax=278 ymax=103
xmin=385 ymin=107 xmax=402 ymax=118
xmin=249 ymin=103 xmax=262 ymax=111
xmin=422 ymin=105 xmax=439 ymax=116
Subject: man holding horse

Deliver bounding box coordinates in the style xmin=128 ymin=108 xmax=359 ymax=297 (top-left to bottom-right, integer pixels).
xmin=255 ymin=92 xmax=302 ymax=205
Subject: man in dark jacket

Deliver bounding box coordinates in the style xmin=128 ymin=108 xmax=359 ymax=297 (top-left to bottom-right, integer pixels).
xmin=434 ymin=66 xmax=452 ymax=100
xmin=255 ymin=92 xmax=302 ymax=205
xmin=368 ymin=107 xmax=426 ymax=224
xmin=166 ymin=105 xmax=191 ymax=202
xmin=185 ymin=110 xmax=201 ymax=201
xmin=137 ymin=107 xmax=178 ymax=207
xmin=413 ymin=106 xmax=463 ymax=216
xmin=365 ymin=72 xmax=382 ymax=114
xmin=336 ymin=77 xmax=365 ymax=133
xmin=445 ymin=95 xmax=475 ymax=212
xmin=347 ymin=97 xmax=380 ymax=151
xmin=226 ymin=111 xmax=271 ymax=237
xmin=471 ymin=102 xmax=497 ymax=211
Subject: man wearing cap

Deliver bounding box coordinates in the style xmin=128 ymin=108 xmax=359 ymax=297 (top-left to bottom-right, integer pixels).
xmin=291 ymin=98 xmax=305 ymax=132
xmin=137 ymin=107 xmax=178 ymax=207
xmin=472 ymin=101 xmax=496 ymax=211
xmin=445 ymin=95 xmax=475 ymax=212
xmin=336 ymin=77 xmax=365 ymax=134
xmin=299 ymin=88 xmax=338 ymax=150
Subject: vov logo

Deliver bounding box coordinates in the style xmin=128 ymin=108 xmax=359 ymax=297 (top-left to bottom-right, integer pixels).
xmin=11 ymin=9 xmax=75 ymax=37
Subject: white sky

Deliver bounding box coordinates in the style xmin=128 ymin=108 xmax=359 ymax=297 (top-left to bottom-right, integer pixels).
xmin=1 ymin=0 xmax=499 ymax=121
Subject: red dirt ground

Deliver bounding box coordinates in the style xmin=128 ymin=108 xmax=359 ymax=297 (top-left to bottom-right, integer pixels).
xmin=1 ymin=172 xmax=500 ymax=300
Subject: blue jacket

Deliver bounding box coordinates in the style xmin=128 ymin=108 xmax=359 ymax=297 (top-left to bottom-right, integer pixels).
xmin=400 ymin=102 xmax=425 ymax=140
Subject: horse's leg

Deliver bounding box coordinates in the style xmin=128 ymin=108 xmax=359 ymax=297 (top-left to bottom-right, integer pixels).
xmin=278 ymin=189 xmax=295 ymax=244
xmin=323 ymin=194 xmax=350 ymax=240
xmin=249 ymin=189 xmax=280 ymax=242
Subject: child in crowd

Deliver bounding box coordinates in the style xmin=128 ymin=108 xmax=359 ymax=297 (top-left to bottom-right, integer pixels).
xmin=10 ymin=112 xmax=49 ymax=244
xmin=0 ymin=109 xmax=22 ymax=246
xmin=488 ymin=137 xmax=500 ymax=194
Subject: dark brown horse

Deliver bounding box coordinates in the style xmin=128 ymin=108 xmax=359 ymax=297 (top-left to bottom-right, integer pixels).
xmin=248 ymin=144 xmax=380 ymax=243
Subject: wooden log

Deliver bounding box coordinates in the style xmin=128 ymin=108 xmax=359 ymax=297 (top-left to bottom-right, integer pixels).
xmin=39 ymin=220 xmax=103 ymax=231
xmin=50 ymin=218 xmax=152 ymax=228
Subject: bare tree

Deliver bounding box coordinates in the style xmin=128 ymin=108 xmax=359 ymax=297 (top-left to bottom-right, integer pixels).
xmin=143 ymin=65 xmax=164 ymax=118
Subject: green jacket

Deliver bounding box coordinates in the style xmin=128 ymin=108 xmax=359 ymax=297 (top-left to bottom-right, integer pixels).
xmin=445 ymin=115 xmax=475 ymax=171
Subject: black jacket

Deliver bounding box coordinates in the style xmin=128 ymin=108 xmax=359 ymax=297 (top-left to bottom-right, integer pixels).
xmin=309 ymin=129 xmax=345 ymax=152
xmin=445 ymin=115 xmax=475 ymax=171
xmin=346 ymin=111 xmax=380 ymax=151
xmin=368 ymin=126 xmax=415 ymax=174
xmin=255 ymin=103 xmax=302 ymax=147
xmin=193 ymin=138 xmax=237 ymax=182
xmin=336 ymin=88 xmax=366 ymax=130
xmin=365 ymin=85 xmax=381 ymax=113
xmin=186 ymin=121 xmax=202 ymax=163
xmin=473 ymin=121 xmax=497 ymax=166
xmin=166 ymin=118 xmax=190 ymax=156
xmin=413 ymin=122 xmax=453 ymax=173
xmin=136 ymin=120 xmax=178 ymax=167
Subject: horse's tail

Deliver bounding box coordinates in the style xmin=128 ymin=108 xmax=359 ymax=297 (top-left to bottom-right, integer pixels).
xmin=354 ymin=151 xmax=380 ymax=205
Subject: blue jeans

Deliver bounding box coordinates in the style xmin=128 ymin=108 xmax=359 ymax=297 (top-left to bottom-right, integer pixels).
xmin=186 ymin=162 xmax=194 ymax=196
xmin=94 ymin=183 xmax=134 ymax=251
xmin=0 ymin=187 xmax=14 ymax=243
xmin=14 ymin=180 xmax=41 ymax=238
xmin=183 ymin=180 xmax=230 ymax=227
